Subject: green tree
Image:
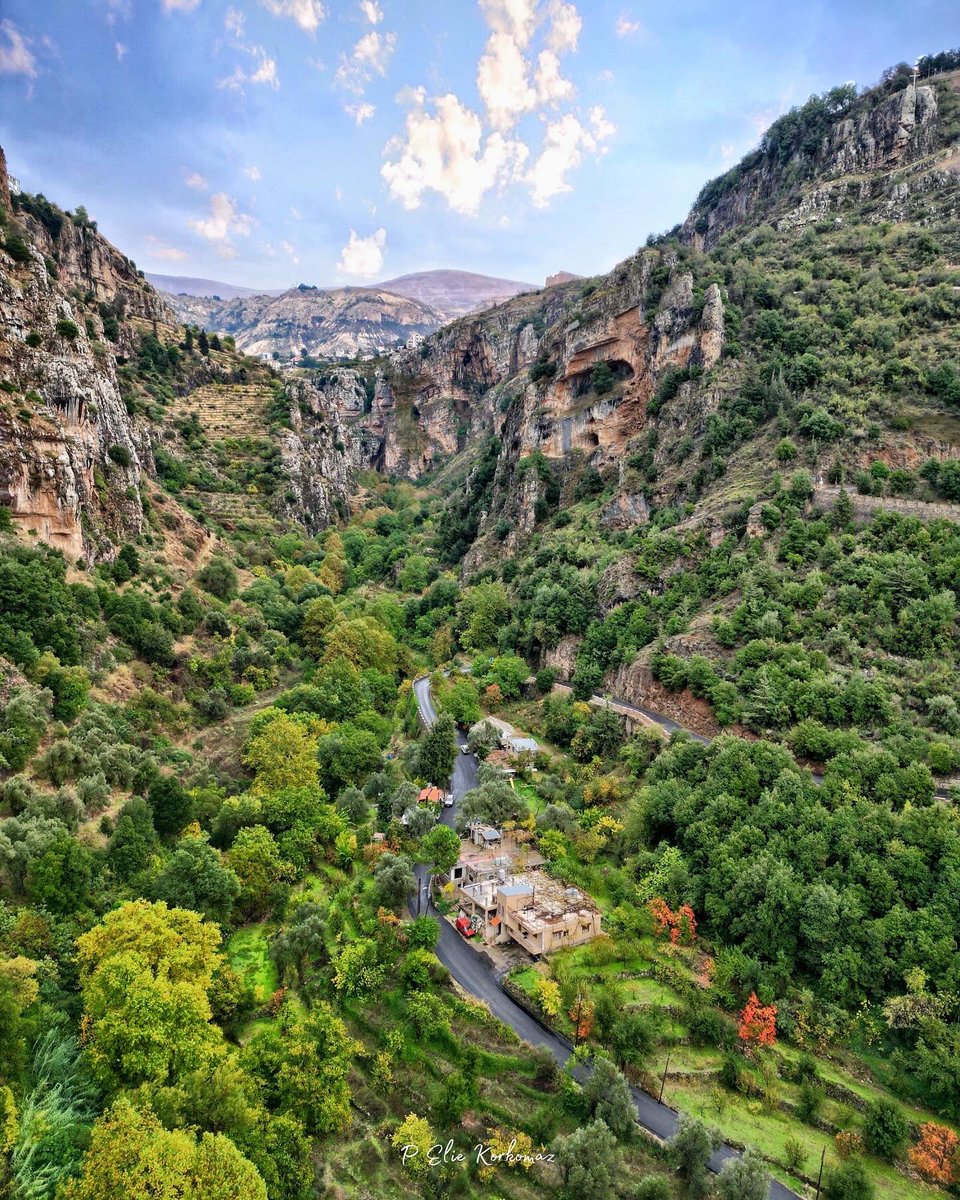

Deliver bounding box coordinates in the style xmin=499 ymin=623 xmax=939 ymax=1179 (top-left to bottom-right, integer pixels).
xmin=148 ymin=775 xmax=194 ymax=839
xmin=716 ymin=1148 xmax=767 ymax=1200
xmin=151 ymin=838 xmax=240 ymax=924
xmin=551 ymin=1119 xmax=620 ymax=1200
xmin=862 ymin=1097 xmax=908 ymax=1162
xmin=418 ymin=713 xmax=456 ymax=786
xmin=244 ymin=711 xmax=320 ymax=795
xmin=76 ymin=900 xmax=224 ymax=1092
xmin=582 ymin=1056 xmax=635 ymax=1140
xmin=26 ymin=834 xmax=94 ymax=914
xmin=418 ymin=823 xmax=460 ymax=877
xmin=196 ymin=557 xmax=237 ymax=600
xmin=64 ymin=1098 xmax=266 ymax=1200
xmin=373 ymin=852 xmax=415 ymax=910
xmin=669 ymin=1114 xmax=714 ymax=1198
xmin=227 ymin=827 xmax=294 ymax=919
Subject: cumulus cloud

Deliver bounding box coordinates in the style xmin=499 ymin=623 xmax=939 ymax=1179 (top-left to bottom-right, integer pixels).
xmin=535 ymin=49 xmax=574 ymax=106
xmin=475 ymin=0 xmax=580 ymax=129
xmin=337 ymin=29 xmax=395 ymax=93
xmin=244 ymin=164 xmax=262 ymax=180
xmin=382 ymin=0 xmax=611 ymax=214
xmin=527 ymin=105 xmax=615 ymax=207
xmin=346 ymin=102 xmax=376 ymax=125
xmin=359 ymin=0 xmax=383 ymax=22
xmin=545 ymin=0 xmax=581 ymax=52
xmin=281 ymin=239 xmax=300 ymax=264
xmin=477 ymin=31 xmax=537 ymax=130
xmin=162 ymin=0 xmax=202 ymax=11
xmin=382 ymin=91 xmax=528 ymax=215
xmin=115 ymin=41 xmax=127 ymax=60
xmin=337 ymin=227 xmax=386 ymax=277
xmin=261 ymin=0 xmax=326 ymax=34
xmin=615 ymin=12 xmax=645 ymax=38
xmin=184 ymin=171 xmax=208 ymax=189
xmin=0 ymin=20 xmax=37 ymax=77
xmin=144 ymin=234 xmax=189 ymax=262
xmin=188 ymin=193 xmax=254 ymax=257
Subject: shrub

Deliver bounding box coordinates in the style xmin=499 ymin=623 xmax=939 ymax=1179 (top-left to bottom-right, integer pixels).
xmin=25 ymin=331 xmax=42 ymax=348
xmin=107 ymin=444 xmax=132 ymax=468
xmin=823 ymin=1159 xmax=875 ymax=1200
xmin=4 ymin=233 xmax=30 ymax=263
xmin=862 ymin=1097 xmax=908 ymax=1162
xmin=55 ymin=319 xmax=80 ymax=341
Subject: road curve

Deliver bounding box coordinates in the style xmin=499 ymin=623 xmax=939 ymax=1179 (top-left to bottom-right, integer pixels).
xmin=410 ymin=675 xmax=801 ymax=1200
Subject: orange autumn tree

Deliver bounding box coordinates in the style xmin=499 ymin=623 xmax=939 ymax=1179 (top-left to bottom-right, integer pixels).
xmin=647 ymin=898 xmax=697 ymax=945
xmin=568 ymin=996 xmax=595 ymax=1042
xmin=738 ymin=992 xmax=777 ymax=1048
xmin=909 ymin=1123 xmax=959 ymax=1185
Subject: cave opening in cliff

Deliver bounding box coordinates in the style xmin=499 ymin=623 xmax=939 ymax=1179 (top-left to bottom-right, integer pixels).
xmin=569 ymin=358 xmax=634 ymax=399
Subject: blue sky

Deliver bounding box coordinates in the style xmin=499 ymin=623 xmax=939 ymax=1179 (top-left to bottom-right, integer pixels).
xmin=0 ymin=0 xmax=956 ymax=288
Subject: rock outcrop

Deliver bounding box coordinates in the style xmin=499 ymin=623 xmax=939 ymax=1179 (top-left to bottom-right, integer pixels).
xmin=0 ymin=151 xmax=174 ymax=560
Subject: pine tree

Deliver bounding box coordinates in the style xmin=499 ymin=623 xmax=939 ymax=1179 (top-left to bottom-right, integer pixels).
xmin=198 ymin=328 xmax=209 ymax=355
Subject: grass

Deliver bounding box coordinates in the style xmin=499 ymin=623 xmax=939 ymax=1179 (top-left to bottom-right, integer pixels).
xmin=667 ymin=1075 xmax=943 ymax=1200
xmin=226 ymin=923 xmax=278 ymax=1004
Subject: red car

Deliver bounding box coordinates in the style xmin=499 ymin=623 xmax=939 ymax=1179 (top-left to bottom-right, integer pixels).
xmin=455 ymin=916 xmax=477 ymax=938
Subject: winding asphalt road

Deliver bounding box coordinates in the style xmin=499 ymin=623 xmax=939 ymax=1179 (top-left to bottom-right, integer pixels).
xmin=410 ymin=675 xmax=802 ymax=1200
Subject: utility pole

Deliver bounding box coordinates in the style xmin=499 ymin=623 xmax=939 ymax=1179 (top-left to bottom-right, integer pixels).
xmin=573 ymin=990 xmax=583 ymax=1047
xmin=658 ymin=1054 xmax=671 ymax=1103
xmin=814 ymin=1147 xmax=825 ymax=1199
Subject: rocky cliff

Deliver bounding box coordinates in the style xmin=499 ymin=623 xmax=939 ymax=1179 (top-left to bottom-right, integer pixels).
xmin=330 ymin=66 xmax=960 ymax=573
xmin=0 ymin=148 xmax=355 ymax=560
xmin=0 ymin=147 xmax=176 ymax=560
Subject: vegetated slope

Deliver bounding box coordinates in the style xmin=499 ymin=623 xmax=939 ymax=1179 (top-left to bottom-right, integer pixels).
xmin=376 ymin=268 xmax=537 ymax=317
xmin=164 ymin=284 xmax=445 ymax=361
xmin=318 ymin=66 xmax=960 ymax=793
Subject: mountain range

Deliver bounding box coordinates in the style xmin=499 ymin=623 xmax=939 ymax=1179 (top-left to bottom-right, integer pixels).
xmin=149 ymin=268 xmax=538 ymax=360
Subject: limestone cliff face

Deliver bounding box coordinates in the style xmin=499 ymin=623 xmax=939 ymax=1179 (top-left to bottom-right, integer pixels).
xmin=0 ymin=149 xmax=175 ymax=560
xmin=0 ymin=147 xmax=356 ymax=559
xmin=278 ymin=377 xmax=354 ymax=532
xmin=683 ymin=79 xmax=956 ymax=248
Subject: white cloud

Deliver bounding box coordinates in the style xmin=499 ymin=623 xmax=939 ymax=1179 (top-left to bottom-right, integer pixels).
xmin=188 ymin=193 xmax=254 ymax=258
xmin=184 ymin=171 xmax=208 ymax=190
xmin=479 ymin=0 xmax=538 ymax=47
xmin=477 ymin=30 xmax=537 ymax=130
xmin=359 ymin=0 xmax=383 ymax=22
xmin=615 ymin=13 xmax=645 ymax=38
xmin=527 ymin=106 xmax=614 ymax=207
xmin=100 ymin=0 xmax=132 ymax=21
xmin=244 ymin=164 xmax=262 ymax=181
xmin=380 ymin=0 xmax=608 ymax=216
xmin=280 ymin=239 xmax=300 ymax=264
xmin=144 ymin=234 xmax=189 ymax=262
xmin=545 ymin=0 xmax=581 ymax=53
xmin=337 ymin=29 xmax=395 ymax=93
xmin=535 ymin=49 xmax=574 ymax=106
xmin=337 ymin=227 xmax=386 ymax=277
xmin=0 ymin=20 xmax=37 ymax=77
xmin=222 ymin=8 xmax=280 ymax=90
xmin=382 ymin=91 xmax=528 ymax=215
xmin=346 ymin=102 xmax=376 ymax=125
xmin=290 ymin=206 xmax=303 ymax=219
xmin=115 ymin=41 xmax=127 ymax=61
xmin=162 ymin=0 xmax=202 ymax=11
xmin=261 ymin=0 xmax=326 ymax=34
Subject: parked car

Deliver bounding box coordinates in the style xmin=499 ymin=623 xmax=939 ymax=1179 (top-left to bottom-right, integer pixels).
xmin=460 ymin=745 xmax=472 ymax=755
xmin=455 ymin=915 xmax=476 ymax=938
xmin=443 ymin=794 xmax=454 ymax=807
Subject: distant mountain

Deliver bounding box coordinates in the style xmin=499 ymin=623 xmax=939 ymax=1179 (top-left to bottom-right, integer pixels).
xmin=375 ymin=269 xmax=536 ymax=317
xmin=164 ymin=285 xmax=443 ymax=360
xmin=145 ymin=273 xmax=285 ymax=300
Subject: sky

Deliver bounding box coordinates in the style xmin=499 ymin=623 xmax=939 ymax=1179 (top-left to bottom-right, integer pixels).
xmin=0 ymin=1 xmax=956 ymax=289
